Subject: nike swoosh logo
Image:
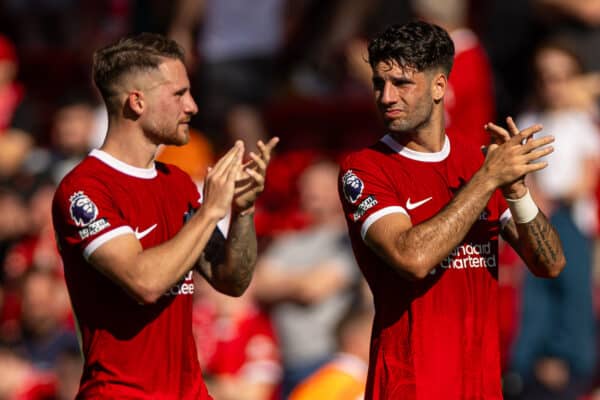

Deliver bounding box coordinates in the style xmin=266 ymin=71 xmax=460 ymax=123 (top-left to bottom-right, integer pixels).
xmin=134 ymin=224 xmax=157 ymax=240
xmin=406 ymin=197 xmax=432 ymax=210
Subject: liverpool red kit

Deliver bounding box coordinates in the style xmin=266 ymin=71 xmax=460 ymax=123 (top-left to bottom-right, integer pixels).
xmin=339 ymin=135 xmax=510 ymax=399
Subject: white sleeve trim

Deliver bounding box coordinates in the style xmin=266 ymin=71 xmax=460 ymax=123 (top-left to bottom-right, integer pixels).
xmin=83 ymin=226 xmax=134 ymax=260
xmin=360 ymin=206 xmax=408 ymax=240
xmin=500 ymin=208 xmax=512 ymax=229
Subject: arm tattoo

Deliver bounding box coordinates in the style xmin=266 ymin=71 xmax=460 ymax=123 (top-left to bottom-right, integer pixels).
xmin=223 ymin=212 xmax=257 ymax=292
xmin=524 ymin=216 xmax=559 ymax=265
xmin=196 ymin=213 xmax=257 ymax=295
xmin=502 ymin=212 xmax=564 ymax=276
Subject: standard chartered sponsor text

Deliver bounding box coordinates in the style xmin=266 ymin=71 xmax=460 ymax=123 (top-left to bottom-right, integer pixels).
xmin=441 ymin=242 xmax=496 ymax=269
xmin=164 ymin=270 xmax=195 ymax=296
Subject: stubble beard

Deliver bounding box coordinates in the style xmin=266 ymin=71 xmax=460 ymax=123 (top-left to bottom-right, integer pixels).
xmin=385 ymin=100 xmax=433 ymax=135
xmin=150 ymin=122 xmax=189 ymax=146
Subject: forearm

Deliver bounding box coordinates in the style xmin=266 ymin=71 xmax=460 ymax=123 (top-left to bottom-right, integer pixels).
xmin=509 ymin=212 xmax=566 ymax=277
xmin=390 ymin=171 xmax=496 ymax=278
xmin=201 ymin=210 xmax=257 ymax=296
xmin=135 ymin=209 xmax=219 ymax=297
xmin=90 ymin=206 xmax=221 ymax=304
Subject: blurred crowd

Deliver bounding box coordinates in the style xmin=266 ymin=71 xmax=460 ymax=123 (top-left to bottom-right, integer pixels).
xmin=2 ymin=0 xmax=600 ymax=399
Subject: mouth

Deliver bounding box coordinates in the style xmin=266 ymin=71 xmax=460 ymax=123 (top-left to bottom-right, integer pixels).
xmin=383 ymin=109 xmax=404 ymax=118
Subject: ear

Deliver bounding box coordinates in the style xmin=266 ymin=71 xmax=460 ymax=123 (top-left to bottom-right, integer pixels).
xmin=126 ymin=91 xmax=145 ymax=116
xmin=431 ymin=72 xmax=447 ymax=103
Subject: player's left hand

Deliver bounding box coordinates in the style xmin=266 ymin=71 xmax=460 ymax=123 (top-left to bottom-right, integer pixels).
xmin=233 ymin=137 xmax=279 ymax=214
xmin=484 ymin=116 xmax=537 ymax=199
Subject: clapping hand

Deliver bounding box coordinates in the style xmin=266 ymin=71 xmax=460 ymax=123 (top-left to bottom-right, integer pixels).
xmin=233 ymin=137 xmax=279 ymax=214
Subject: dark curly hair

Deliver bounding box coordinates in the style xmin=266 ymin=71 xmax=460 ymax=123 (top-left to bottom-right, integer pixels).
xmin=368 ymin=20 xmax=455 ymax=76
xmin=92 ymin=32 xmax=185 ymax=113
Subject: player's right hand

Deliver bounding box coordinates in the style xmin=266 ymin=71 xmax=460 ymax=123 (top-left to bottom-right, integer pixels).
xmin=480 ymin=122 xmax=554 ymax=191
xmin=202 ymin=141 xmax=243 ymax=220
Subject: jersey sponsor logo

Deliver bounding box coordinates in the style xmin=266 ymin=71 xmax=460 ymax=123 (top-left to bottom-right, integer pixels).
xmin=69 ymin=191 xmax=99 ymax=227
xmin=405 ymin=196 xmax=432 ymax=210
xmin=441 ymin=241 xmax=497 ymax=270
xmin=164 ymin=270 xmax=195 ymax=297
xmin=78 ymin=218 xmax=111 ymax=239
xmin=134 ymin=224 xmax=157 ymax=240
xmin=352 ymin=195 xmax=378 ymax=221
xmin=342 ymin=170 xmax=364 ymax=204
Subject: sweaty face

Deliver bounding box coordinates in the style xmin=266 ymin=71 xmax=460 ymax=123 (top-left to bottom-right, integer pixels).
xmin=141 ymin=59 xmax=198 ymax=146
xmin=372 ymin=60 xmax=435 ymax=133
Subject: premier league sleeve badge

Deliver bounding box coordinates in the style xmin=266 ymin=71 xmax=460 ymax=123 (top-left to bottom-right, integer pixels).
xmin=69 ymin=191 xmax=99 ymax=227
xmin=342 ymin=170 xmax=364 ymax=204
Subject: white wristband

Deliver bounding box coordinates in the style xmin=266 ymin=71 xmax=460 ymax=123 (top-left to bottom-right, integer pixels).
xmin=505 ymin=190 xmax=539 ymax=224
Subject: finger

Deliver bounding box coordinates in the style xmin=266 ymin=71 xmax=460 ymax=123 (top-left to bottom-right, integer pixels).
xmin=248 ymin=151 xmax=266 ymax=173
xmin=522 ymin=161 xmax=549 ymax=174
xmin=226 ymin=148 xmax=244 ymax=181
xmin=524 ymin=146 xmax=554 ymax=162
xmin=513 ymin=124 xmax=543 ymax=144
xmin=245 ymin=167 xmax=265 ymax=183
xmin=506 ymin=116 xmax=520 ymax=137
xmin=257 ymin=137 xmax=280 ymax=164
xmin=484 ymin=122 xmax=510 ymax=143
xmin=212 ymin=141 xmax=243 ymax=177
xmin=522 ymin=135 xmax=554 ymax=153
xmin=242 ymin=159 xmax=255 ymax=170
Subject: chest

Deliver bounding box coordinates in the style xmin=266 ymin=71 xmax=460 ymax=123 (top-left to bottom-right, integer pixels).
xmin=110 ymin=175 xmax=198 ymax=247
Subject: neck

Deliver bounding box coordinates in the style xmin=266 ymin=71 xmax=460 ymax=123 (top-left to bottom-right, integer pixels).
xmin=100 ymin=117 xmax=157 ymax=168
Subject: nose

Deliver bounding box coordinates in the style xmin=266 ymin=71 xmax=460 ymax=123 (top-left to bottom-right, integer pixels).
xmin=380 ymin=81 xmax=396 ymax=105
xmin=185 ymin=93 xmax=199 ymax=115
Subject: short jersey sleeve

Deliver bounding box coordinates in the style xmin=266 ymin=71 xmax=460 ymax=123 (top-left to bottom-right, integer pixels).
xmin=338 ymin=153 xmax=408 ymax=240
xmin=52 ymin=176 xmax=132 ymax=260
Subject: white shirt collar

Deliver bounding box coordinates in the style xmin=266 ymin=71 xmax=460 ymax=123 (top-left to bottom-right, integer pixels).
xmin=380 ymin=134 xmax=450 ymax=162
xmin=90 ymin=149 xmax=157 ymax=179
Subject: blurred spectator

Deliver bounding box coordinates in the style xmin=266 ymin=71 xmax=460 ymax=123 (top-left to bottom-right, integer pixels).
xmin=505 ymin=38 xmax=599 ymax=400
xmin=192 ymin=279 xmax=281 ymax=400
xmin=0 ymin=188 xmax=29 ymax=269
xmin=289 ymin=304 xmax=372 ymax=400
xmin=0 ymin=34 xmax=35 ymax=181
xmin=169 ymin=0 xmax=286 ymax=150
xmin=3 ymin=181 xmax=62 ymax=284
xmin=23 ymin=91 xmax=97 ymax=184
xmin=13 ymin=269 xmax=76 ymax=371
xmin=0 ymin=346 xmax=56 ymax=400
xmin=253 ymin=159 xmax=360 ymax=397
xmin=53 ymin=341 xmax=83 ymax=400
xmin=412 ymin=0 xmax=496 ymax=147
xmin=533 ymin=0 xmax=600 ymax=71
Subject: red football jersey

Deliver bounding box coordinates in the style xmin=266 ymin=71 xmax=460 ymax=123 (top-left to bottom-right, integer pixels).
xmin=339 ymin=134 xmax=510 ymax=400
xmin=52 ymin=149 xmax=211 ymax=399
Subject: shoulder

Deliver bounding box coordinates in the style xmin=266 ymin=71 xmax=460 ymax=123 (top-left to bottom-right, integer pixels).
xmin=339 ymin=141 xmax=392 ymax=173
xmin=54 ymin=157 xmax=107 ymax=202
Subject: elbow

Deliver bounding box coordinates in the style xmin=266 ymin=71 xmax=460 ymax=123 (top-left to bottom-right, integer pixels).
xmin=217 ymin=280 xmax=250 ymax=297
xmin=128 ymin=280 xmax=166 ymax=305
xmin=135 ymin=288 xmax=164 ymax=305
xmin=389 ymin=253 xmax=434 ymax=281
